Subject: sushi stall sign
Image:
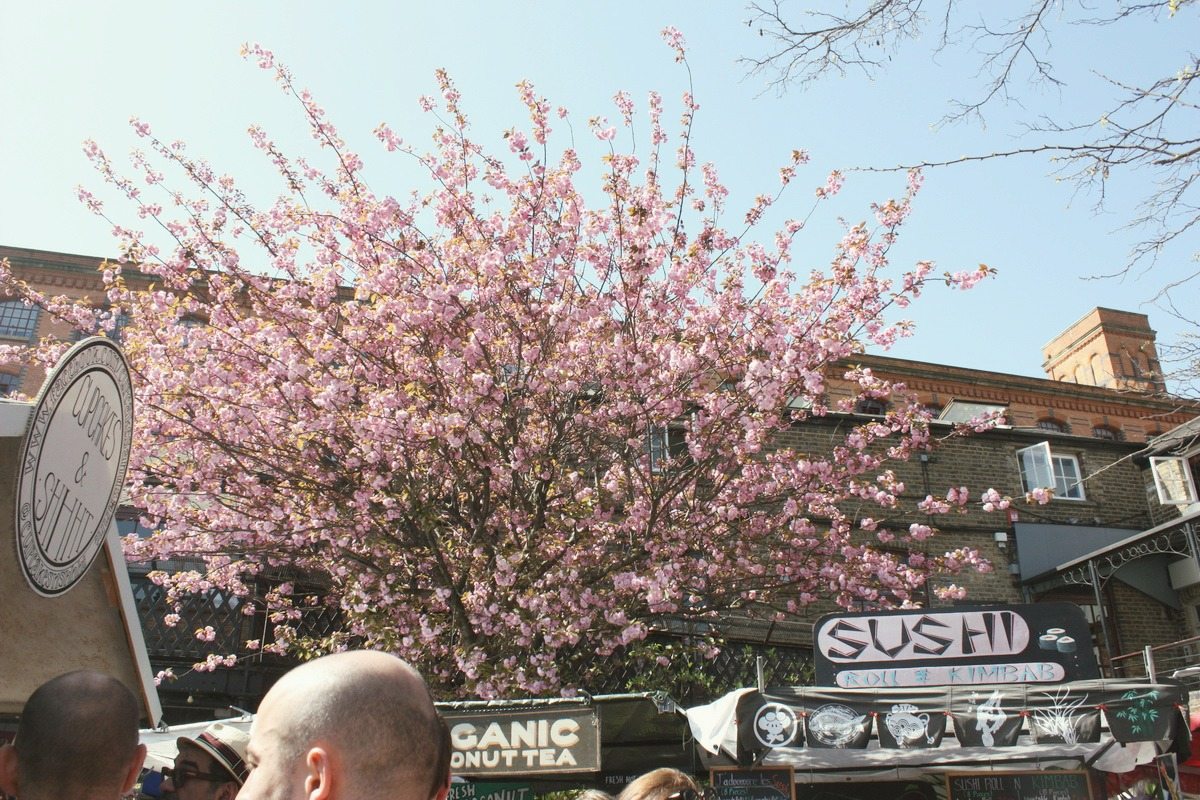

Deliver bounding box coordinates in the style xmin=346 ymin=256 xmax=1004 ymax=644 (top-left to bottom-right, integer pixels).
xmin=814 ymin=603 xmax=1099 ymax=688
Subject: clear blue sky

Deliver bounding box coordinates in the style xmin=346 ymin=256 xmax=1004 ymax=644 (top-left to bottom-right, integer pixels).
xmin=2 ymin=2 xmax=1195 ymax=385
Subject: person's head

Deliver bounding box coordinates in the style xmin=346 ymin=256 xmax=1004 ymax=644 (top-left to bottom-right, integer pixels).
xmin=617 ymin=768 xmax=701 ymax=800
xmin=577 ymin=791 xmax=616 ymax=800
xmin=0 ymin=670 xmax=147 ymax=800
xmin=240 ymin=650 xmax=450 ymax=800
xmin=162 ymin=721 xmax=249 ymax=800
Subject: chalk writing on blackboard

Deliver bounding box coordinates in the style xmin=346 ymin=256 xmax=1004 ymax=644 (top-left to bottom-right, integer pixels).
xmin=711 ymin=767 xmax=796 ymax=800
xmin=946 ymin=770 xmax=1092 ymax=800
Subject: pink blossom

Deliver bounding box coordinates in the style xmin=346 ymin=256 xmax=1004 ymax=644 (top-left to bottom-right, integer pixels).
xmin=0 ymin=45 xmax=1000 ymax=698
xmin=660 ymin=26 xmax=687 ymax=61
xmin=815 ymin=169 xmax=844 ymax=199
xmin=1026 ymin=487 xmax=1053 ymax=505
xmin=908 ymin=523 xmax=933 ymax=540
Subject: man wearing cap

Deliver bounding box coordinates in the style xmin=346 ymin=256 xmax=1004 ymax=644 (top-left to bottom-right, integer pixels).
xmin=161 ymin=721 xmax=249 ymax=800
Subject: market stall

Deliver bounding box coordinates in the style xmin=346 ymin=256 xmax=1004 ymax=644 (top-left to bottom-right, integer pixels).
xmin=684 ymin=602 xmax=1192 ymax=800
xmin=686 ymin=679 xmax=1189 ymax=774
xmin=440 ymin=692 xmax=695 ymax=794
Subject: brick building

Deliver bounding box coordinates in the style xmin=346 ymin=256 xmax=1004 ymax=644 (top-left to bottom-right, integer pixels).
xmin=2 ymin=244 xmax=1199 ymax=711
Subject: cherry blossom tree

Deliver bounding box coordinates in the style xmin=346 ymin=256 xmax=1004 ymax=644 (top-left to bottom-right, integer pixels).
xmin=0 ymin=32 xmax=1001 ymax=697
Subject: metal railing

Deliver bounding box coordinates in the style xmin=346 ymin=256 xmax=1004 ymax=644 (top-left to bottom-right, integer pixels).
xmin=1111 ymin=636 xmax=1200 ymax=695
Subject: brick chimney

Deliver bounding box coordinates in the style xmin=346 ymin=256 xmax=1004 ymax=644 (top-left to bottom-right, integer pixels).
xmin=1043 ymin=308 xmax=1164 ymax=392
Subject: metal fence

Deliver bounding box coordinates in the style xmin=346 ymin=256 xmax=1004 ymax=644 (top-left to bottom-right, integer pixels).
xmin=1111 ymin=635 xmax=1200 ymax=697
xmin=130 ymin=569 xmax=343 ymax=722
xmin=131 ymin=570 xmax=814 ymax=715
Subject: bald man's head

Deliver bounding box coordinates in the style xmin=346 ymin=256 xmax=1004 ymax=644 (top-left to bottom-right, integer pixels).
xmin=0 ymin=671 xmax=146 ymax=800
xmin=241 ymin=651 xmax=450 ymax=800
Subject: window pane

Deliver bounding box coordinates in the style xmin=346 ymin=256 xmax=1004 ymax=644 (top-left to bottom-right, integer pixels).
xmin=0 ymin=372 xmax=19 ymax=397
xmin=938 ymin=401 xmax=1006 ymax=424
xmin=646 ymin=424 xmax=688 ymax=472
xmin=1017 ymin=442 xmax=1054 ymax=492
xmin=1051 ymin=454 xmax=1085 ymax=500
xmin=855 ymin=398 xmax=886 ymax=415
xmin=1151 ymin=456 xmax=1199 ymax=505
xmin=0 ymin=300 xmax=39 ymax=339
xmin=647 ymin=425 xmax=667 ymax=472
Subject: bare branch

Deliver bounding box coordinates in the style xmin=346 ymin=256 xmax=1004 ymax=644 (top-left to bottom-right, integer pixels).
xmin=743 ymin=2 xmax=1200 ymax=281
xmin=742 ymin=0 xmax=928 ymax=93
xmin=940 ymin=0 xmax=1060 ymax=125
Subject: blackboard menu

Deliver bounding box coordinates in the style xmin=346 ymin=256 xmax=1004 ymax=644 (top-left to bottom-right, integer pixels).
xmin=946 ymin=771 xmax=1093 ymax=800
xmin=711 ymin=767 xmax=795 ymax=800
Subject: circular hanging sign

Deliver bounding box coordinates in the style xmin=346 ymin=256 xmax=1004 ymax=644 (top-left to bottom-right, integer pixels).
xmin=14 ymin=337 xmax=134 ymax=597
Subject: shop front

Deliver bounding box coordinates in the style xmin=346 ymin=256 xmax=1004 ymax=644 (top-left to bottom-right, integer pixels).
xmin=685 ymin=604 xmax=1191 ymax=800
xmin=439 ymin=692 xmax=695 ymax=795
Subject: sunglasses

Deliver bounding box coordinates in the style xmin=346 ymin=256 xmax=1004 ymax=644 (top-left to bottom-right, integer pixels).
xmin=667 ymin=790 xmax=717 ymax=800
xmin=162 ymin=765 xmax=232 ymax=789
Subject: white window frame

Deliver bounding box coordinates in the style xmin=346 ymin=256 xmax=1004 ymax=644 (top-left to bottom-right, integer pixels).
xmin=1017 ymin=441 xmax=1085 ymax=500
xmin=1050 ymin=453 xmax=1086 ymax=500
xmin=1018 ymin=442 xmax=1053 ymax=492
xmin=1150 ymin=456 xmax=1199 ymax=505
xmin=647 ymin=422 xmax=688 ymax=473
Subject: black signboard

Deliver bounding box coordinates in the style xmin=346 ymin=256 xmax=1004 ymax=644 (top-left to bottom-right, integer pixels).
xmin=449 ymin=782 xmax=535 ymax=800
xmin=945 ymin=770 xmax=1093 ymax=800
xmin=796 ymin=781 xmax=937 ymax=800
xmin=711 ymin=767 xmax=796 ymax=800
xmin=443 ymin=706 xmax=601 ymax=777
xmin=814 ymin=603 xmax=1099 ymax=688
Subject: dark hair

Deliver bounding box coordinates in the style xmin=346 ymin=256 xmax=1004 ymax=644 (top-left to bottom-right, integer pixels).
xmin=15 ymin=671 xmax=140 ymax=795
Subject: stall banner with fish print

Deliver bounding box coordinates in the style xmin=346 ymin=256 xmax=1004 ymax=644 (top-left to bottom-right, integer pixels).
xmin=802 ymin=698 xmax=874 ymax=750
xmin=728 ymin=680 xmax=1187 ymax=763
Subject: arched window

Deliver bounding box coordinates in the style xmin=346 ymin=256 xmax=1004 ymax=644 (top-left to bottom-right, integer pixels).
xmin=1091 ymin=425 xmax=1119 ymax=441
xmin=1037 ymin=418 xmax=1067 ymax=433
